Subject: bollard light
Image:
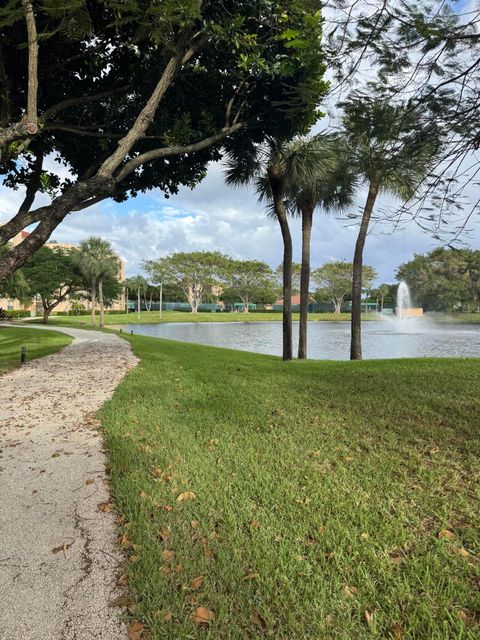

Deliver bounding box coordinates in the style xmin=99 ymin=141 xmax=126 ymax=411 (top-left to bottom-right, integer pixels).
xmin=20 ymin=346 xmax=27 ymax=364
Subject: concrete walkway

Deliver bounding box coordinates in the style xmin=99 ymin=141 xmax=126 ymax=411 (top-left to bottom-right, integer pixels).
xmin=0 ymin=325 xmax=138 ymax=640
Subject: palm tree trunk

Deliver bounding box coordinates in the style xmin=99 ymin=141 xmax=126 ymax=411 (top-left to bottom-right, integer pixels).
xmin=98 ymin=276 xmax=104 ymax=327
xmin=350 ymin=181 xmax=379 ymax=360
xmin=137 ymin=287 xmax=141 ymax=320
xmin=273 ymin=191 xmax=293 ymax=361
xmin=298 ymin=204 xmax=313 ymax=359
xmin=91 ymin=276 xmax=96 ymax=326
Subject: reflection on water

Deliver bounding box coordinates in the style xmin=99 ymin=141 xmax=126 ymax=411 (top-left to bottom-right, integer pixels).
xmin=126 ymin=320 xmax=480 ymax=360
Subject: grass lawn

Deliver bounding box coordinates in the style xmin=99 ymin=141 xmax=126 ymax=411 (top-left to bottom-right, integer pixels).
xmin=40 ymin=310 xmax=377 ymax=327
xmin=100 ymin=336 xmax=480 ymax=639
xmin=0 ymin=326 xmax=72 ymax=373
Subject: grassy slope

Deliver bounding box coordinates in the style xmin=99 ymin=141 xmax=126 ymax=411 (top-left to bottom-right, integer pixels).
xmin=101 ymin=336 xmax=480 ymax=639
xmin=39 ymin=310 xmax=377 ymax=327
xmin=0 ymin=326 xmax=72 ymax=373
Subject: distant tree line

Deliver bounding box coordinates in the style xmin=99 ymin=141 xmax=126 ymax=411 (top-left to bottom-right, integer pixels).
xmin=397 ymin=248 xmax=480 ymax=313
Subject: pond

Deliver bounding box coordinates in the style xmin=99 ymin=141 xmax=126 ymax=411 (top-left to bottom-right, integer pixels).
xmin=125 ymin=318 xmax=480 ymax=360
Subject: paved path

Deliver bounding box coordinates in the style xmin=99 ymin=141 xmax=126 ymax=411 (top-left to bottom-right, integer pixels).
xmin=0 ymin=325 xmax=138 ymax=640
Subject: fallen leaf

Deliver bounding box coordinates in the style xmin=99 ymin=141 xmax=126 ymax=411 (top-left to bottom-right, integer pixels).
xmin=151 ymin=467 xmax=163 ymax=477
xmin=452 ymin=546 xmax=471 ymax=557
xmin=129 ymin=555 xmax=139 ymax=563
xmin=51 ymin=541 xmax=73 ymax=554
xmin=251 ymin=611 xmax=267 ymax=629
xmin=85 ymin=479 xmax=94 ymax=485
xmin=177 ymin=491 xmax=196 ymax=502
xmin=161 ymin=505 xmax=173 ymax=512
xmin=162 ymin=549 xmax=174 ymax=562
xmin=343 ymin=585 xmax=358 ymax=598
xmin=438 ymin=529 xmax=456 ymax=541
xmin=190 ymin=607 xmax=214 ymax=626
xmin=109 ymin=594 xmax=133 ymax=608
xmin=458 ymin=609 xmax=471 ymax=624
xmin=120 ymin=534 xmax=132 ymax=548
xmin=191 ymin=575 xmax=204 ymax=590
xmin=175 ymin=563 xmax=184 ymax=573
xmin=364 ymin=610 xmax=374 ymax=629
xmin=243 ymin=572 xmax=259 ymax=581
xmin=391 ymin=622 xmax=404 ymax=639
xmin=360 ymin=532 xmax=369 ymax=540
xmin=117 ymin=574 xmax=129 ymax=587
xmin=128 ymin=621 xmax=146 ymax=640
xmin=249 ymin=519 xmax=260 ymax=529
xmin=162 ymin=611 xmax=173 ymax=622
xmin=190 ymin=520 xmax=199 ymax=528
xmin=311 ymin=450 xmax=321 ymax=457
xmin=159 ymin=564 xmax=172 ymax=575
xmin=97 ymin=501 xmax=112 ymax=513
xmin=159 ymin=528 xmax=170 ymax=542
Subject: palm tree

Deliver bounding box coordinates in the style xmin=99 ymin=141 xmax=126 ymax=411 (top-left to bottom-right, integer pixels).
xmin=75 ymin=237 xmax=119 ymax=327
xmin=126 ymin=275 xmax=148 ymax=320
xmin=287 ymin=135 xmax=357 ymax=359
xmin=225 ymin=137 xmax=332 ymax=360
xmin=340 ymin=97 xmax=440 ymax=359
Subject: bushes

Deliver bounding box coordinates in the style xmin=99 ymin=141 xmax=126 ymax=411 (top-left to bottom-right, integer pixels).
xmin=0 ymin=310 xmax=31 ymax=319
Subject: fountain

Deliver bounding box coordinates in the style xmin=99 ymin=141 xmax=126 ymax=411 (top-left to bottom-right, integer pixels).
xmin=396 ymin=281 xmax=423 ymax=319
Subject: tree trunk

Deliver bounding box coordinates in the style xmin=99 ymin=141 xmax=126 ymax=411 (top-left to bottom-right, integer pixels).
xmin=380 ymin=295 xmax=384 ymax=312
xmin=334 ymin=301 xmax=341 ymax=315
xmin=271 ymin=185 xmax=292 ymax=361
xmin=91 ymin=276 xmax=96 ymax=326
xmin=350 ymin=181 xmax=379 ymax=360
xmin=298 ymin=204 xmax=313 ymax=359
xmin=99 ymin=276 xmax=104 ymax=327
xmin=42 ymin=306 xmax=50 ymax=324
xmin=137 ymin=288 xmax=141 ymax=320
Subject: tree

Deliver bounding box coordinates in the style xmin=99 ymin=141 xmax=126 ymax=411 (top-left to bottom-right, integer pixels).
xmin=396 ymin=248 xmax=480 ymax=312
xmin=0 ymin=244 xmax=30 ymax=303
xmin=275 ymin=263 xmax=302 ymax=295
xmin=225 ymin=134 xmax=329 ymax=360
xmin=21 ymin=246 xmax=86 ymax=323
xmin=286 ymin=134 xmax=356 ymax=358
xmin=377 ymin=283 xmax=390 ymax=312
xmin=312 ymin=261 xmax=377 ymax=315
xmin=74 ymin=237 xmax=119 ymax=327
xmin=326 ymin=1 xmax=480 ymax=242
xmin=0 ymin=0 xmax=327 ymax=281
xmin=341 ymin=96 xmax=441 ymax=359
xmin=126 ymin=275 xmax=148 ymax=320
xmin=223 ymin=260 xmax=277 ymax=312
xmin=145 ymin=252 xmax=229 ymax=313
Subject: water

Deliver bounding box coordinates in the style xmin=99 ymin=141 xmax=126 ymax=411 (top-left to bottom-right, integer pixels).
xmin=126 ymin=319 xmax=480 ymax=360
xmin=396 ymin=280 xmax=412 ymax=318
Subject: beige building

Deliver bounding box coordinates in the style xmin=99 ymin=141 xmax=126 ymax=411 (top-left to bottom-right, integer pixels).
xmin=0 ymin=230 xmax=125 ymax=315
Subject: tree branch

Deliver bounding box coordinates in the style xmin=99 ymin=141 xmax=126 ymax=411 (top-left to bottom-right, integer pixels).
xmin=21 ymin=0 xmax=38 ymax=133
xmin=116 ymin=123 xmax=244 ymax=182
xmin=98 ymin=31 xmax=206 ymax=177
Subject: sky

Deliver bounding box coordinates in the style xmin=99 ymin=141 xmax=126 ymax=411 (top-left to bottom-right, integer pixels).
xmin=1 ymin=1 xmax=479 ymax=283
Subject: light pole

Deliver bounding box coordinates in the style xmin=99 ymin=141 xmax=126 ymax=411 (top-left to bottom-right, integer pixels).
xmin=159 ymin=282 xmax=163 ymax=319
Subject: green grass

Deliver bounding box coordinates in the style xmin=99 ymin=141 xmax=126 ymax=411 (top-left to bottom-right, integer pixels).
xmin=39 ymin=310 xmax=376 ymax=327
xmin=100 ymin=336 xmax=480 ymax=639
xmin=436 ymin=313 xmax=480 ymax=324
xmin=0 ymin=326 xmax=72 ymax=373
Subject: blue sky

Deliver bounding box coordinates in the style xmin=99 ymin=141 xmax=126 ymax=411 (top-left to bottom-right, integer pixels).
xmin=1 ymin=0 xmax=479 ymax=283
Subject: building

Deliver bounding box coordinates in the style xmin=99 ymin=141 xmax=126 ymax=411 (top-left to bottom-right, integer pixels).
xmin=0 ymin=230 xmax=125 ymax=315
